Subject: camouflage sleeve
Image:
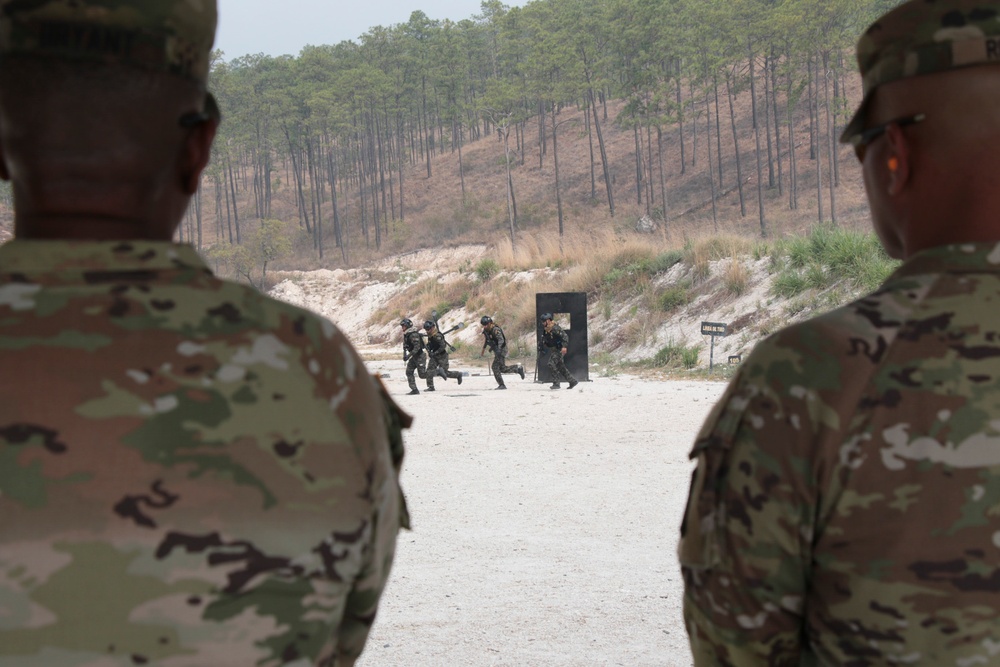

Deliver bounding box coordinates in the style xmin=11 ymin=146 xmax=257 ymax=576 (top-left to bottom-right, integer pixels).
xmin=494 ymin=326 xmax=506 ymax=350
xmin=334 ymin=374 xmax=411 ymax=664
xmin=678 ymin=362 xmax=816 ymax=666
xmin=559 ymin=327 xmax=569 ymax=349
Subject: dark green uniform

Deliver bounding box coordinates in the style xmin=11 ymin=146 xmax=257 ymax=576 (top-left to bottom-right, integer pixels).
xmin=402 ymin=327 xmax=427 ymax=392
xmin=541 ymin=322 xmax=576 ymax=388
xmin=425 ymin=331 xmax=462 ymax=389
xmin=483 ymin=324 xmax=523 ymax=388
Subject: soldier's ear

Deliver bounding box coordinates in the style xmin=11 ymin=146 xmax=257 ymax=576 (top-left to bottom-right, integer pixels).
xmin=180 ymin=116 xmax=218 ymax=195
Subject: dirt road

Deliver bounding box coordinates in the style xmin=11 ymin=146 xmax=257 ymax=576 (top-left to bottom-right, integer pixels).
xmin=358 ymin=361 xmax=727 ymax=667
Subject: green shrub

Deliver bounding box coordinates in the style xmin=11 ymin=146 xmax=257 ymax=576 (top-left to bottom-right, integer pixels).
xmin=805 ymin=264 xmax=828 ymax=290
xmin=771 ymin=271 xmax=808 ymax=298
xmin=653 ymin=340 xmax=701 ymax=368
xmin=475 ymin=258 xmax=500 ymax=281
xmin=681 ymin=347 xmax=700 ymax=369
xmin=786 ymin=235 xmax=812 ymax=268
xmin=658 ymin=283 xmax=691 ymax=311
xmin=650 ymin=250 xmax=684 ymax=273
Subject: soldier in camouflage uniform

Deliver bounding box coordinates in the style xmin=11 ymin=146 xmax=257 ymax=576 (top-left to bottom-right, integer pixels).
xmin=0 ymin=2 xmax=408 ymax=666
xmin=423 ymin=320 xmax=462 ymax=390
xmin=679 ymin=2 xmax=1000 ymax=665
xmin=540 ymin=313 xmax=577 ymax=389
xmin=479 ymin=315 xmax=525 ymax=390
xmin=400 ymin=317 xmax=428 ymax=395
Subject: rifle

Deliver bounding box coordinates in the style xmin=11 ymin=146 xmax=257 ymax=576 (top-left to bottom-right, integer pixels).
xmin=421 ymin=311 xmax=465 ymax=352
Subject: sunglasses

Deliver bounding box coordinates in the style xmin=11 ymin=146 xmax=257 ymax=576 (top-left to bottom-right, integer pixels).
xmin=852 ymin=113 xmax=925 ymax=162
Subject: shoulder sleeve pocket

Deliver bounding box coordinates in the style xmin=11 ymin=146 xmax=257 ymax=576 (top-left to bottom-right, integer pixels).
xmin=678 ymin=375 xmax=754 ymax=571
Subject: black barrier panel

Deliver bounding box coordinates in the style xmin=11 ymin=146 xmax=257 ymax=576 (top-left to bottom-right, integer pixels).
xmin=535 ymin=292 xmax=588 ymax=382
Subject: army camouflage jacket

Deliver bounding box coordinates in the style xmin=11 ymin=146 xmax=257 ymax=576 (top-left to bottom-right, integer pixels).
xmin=402 ymin=327 xmax=425 ymax=356
xmin=541 ymin=323 xmax=569 ymax=350
xmin=483 ymin=324 xmax=507 ymax=356
xmin=425 ymin=331 xmax=449 ymax=358
xmin=0 ymin=240 xmax=407 ymax=667
xmin=679 ymin=242 xmax=1000 ymax=666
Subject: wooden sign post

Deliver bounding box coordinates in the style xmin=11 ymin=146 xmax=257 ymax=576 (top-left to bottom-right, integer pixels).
xmin=701 ymin=321 xmax=728 ymax=370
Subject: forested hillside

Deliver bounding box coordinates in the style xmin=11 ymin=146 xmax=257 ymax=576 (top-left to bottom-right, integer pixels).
xmin=0 ymin=0 xmax=902 ymax=275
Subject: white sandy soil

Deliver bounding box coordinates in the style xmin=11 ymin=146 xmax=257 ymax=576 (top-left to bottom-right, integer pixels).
xmin=357 ymin=359 xmax=727 ymax=667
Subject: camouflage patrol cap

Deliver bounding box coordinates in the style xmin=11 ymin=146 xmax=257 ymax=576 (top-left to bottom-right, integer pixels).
xmin=841 ymin=0 xmax=1000 ymax=145
xmin=0 ymin=0 xmax=217 ymax=87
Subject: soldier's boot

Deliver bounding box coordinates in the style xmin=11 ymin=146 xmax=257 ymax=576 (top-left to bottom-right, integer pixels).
xmin=517 ymin=365 xmax=525 ymax=380
xmin=407 ymin=388 xmax=420 ymax=395
xmin=568 ymin=379 xmax=578 ymax=389
xmin=550 ymin=382 xmax=560 ymax=389
xmin=495 ymin=384 xmax=507 ymax=390
xmin=426 ymin=386 xmax=435 ymax=392
xmin=456 ymin=373 xmax=463 ymax=385
xmin=436 ymin=367 xmax=448 ymax=381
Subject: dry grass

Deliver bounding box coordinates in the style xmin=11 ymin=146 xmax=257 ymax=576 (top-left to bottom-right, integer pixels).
xmin=723 ymin=258 xmax=749 ymax=296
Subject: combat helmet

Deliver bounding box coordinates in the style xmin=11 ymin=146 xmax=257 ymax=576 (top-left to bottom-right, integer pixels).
xmin=540 ymin=312 xmax=553 ymax=322
xmin=480 ymin=316 xmax=493 ymax=325
xmin=400 ymin=318 xmax=413 ymax=328
xmin=423 ymin=320 xmax=436 ymax=330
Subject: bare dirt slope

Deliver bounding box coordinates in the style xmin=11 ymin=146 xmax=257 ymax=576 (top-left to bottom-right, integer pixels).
xmin=268 ymin=242 xmax=811 ymax=370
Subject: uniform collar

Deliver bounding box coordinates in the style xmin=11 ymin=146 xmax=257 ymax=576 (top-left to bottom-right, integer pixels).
xmin=0 ymin=240 xmax=211 ymax=276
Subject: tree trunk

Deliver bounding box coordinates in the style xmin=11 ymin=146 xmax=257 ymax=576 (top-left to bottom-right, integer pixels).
xmin=705 ymin=90 xmax=719 ymax=232
xmin=538 ymin=100 xmax=546 ymax=169
xmin=656 ymin=125 xmax=668 ymax=227
xmin=285 ymin=127 xmax=311 ymax=234
xmin=326 ymin=147 xmax=346 ymax=263
xmin=787 ymin=63 xmax=799 ymax=211
xmin=634 ymin=124 xmax=643 ymax=207
xmin=676 ymin=61 xmax=686 ymax=174
xmin=725 ymin=70 xmax=746 ymax=218
xmin=551 ymin=112 xmax=565 ymax=251
xmin=689 ymin=81 xmax=697 ymax=167
xmin=763 ymin=53 xmax=775 ymax=188
xmin=458 ymin=122 xmax=467 ymax=204
xmin=501 ymin=125 xmax=517 ymax=250
xmin=770 ymin=51 xmax=784 ymax=198
xmin=586 ymin=99 xmax=597 ymax=200
xmin=808 ymin=55 xmax=817 ymax=161
xmin=812 ymin=55 xmax=824 ymax=223
xmin=823 ymin=51 xmax=837 ymax=224
xmin=228 ymin=160 xmax=242 ymax=244
xmin=749 ymin=43 xmax=767 ymax=237
xmin=645 ymin=123 xmax=655 ymax=214
xmin=714 ymin=74 xmax=724 ymax=190
xmin=589 ymin=88 xmax=615 ymax=217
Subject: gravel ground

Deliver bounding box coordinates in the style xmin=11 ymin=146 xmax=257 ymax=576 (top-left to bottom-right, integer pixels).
xmin=357 ymin=361 xmax=728 ymax=667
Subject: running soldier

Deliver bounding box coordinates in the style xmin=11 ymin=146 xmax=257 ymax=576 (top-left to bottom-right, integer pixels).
xmin=424 ymin=320 xmax=462 ymax=391
xmin=400 ymin=318 xmax=427 ymax=395
xmin=479 ymin=315 xmax=525 ymax=390
xmin=540 ymin=313 xmax=578 ymax=389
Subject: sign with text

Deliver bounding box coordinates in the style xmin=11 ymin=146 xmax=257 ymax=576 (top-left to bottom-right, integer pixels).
xmin=728 ymin=355 xmax=742 ymax=364
xmin=701 ymin=321 xmax=728 ymax=337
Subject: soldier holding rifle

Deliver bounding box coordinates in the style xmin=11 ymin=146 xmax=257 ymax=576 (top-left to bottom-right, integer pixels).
xmin=423 ymin=320 xmax=463 ymax=391
xmin=400 ymin=317 xmax=428 ymax=395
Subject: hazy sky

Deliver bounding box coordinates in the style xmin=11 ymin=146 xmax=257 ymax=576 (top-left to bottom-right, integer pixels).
xmin=216 ymin=0 xmax=525 ymax=60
